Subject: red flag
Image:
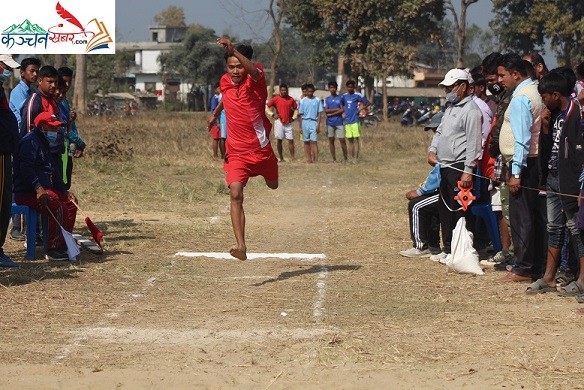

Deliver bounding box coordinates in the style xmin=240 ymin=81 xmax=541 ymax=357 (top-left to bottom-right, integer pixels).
xmin=84 ymin=217 xmax=103 ymax=248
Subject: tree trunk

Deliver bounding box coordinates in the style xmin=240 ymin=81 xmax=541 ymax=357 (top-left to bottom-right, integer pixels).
xmin=382 ymin=73 xmax=388 ymax=122
xmin=54 ymin=54 xmax=63 ymax=69
xmin=268 ymin=0 xmax=285 ymax=99
xmin=73 ymin=54 xmax=87 ymax=114
xmin=456 ymin=1 xmax=467 ymax=68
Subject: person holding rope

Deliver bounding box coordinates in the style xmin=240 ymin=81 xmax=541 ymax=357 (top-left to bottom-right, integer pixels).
xmin=428 ymin=68 xmax=483 ymax=262
xmin=497 ymin=53 xmax=547 ymax=282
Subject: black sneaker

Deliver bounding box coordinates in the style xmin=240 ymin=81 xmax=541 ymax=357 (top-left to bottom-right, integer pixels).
xmin=45 ymin=248 xmax=69 ymax=261
xmin=10 ymin=230 xmax=25 ymax=241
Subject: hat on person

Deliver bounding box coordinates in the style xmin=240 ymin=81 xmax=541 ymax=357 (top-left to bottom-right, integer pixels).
xmin=34 ymin=112 xmax=64 ymax=128
xmin=424 ymin=111 xmax=444 ymax=131
xmin=438 ymin=68 xmax=470 ymax=87
xmin=0 ymin=54 xmax=21 ymax=69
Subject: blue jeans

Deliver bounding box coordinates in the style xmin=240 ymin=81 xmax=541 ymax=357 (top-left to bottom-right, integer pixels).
xmin=546 ymin=174 xmax=584 ymax=257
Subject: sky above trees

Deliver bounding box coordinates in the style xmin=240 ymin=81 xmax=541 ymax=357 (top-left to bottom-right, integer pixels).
xmin=115 ymin=0 xmax=557 ymax=67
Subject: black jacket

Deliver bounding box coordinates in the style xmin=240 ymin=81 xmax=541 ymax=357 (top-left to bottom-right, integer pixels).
xmin=0 ymin=84 xmax=19 ymax=155
xmin=540 ymin=100 xmax=584 ymax=212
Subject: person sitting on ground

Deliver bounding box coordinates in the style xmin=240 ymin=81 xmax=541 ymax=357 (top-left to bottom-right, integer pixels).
xmin=13 ymin=112 xmax=78 ymax=261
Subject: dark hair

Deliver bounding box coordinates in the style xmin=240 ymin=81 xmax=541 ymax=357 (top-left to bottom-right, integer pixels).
xmin=20 ymin=57 xmax=41 ymax=71
xmin=58 ymin=66 xmax=73 ymax=78
xmin=481 ymin=52 xmax=503 ymax=75
xmin=304 ymin=83 xmax=315 ymax=91
xmin=301 ymin=83 xmax=308 ymax=91
xmin=551 ymin=66 xmax=577 ymax=92
xmin=577 ymin=61 xmax=584 ymax=78
xmin=224 ymin=44 xmax=253 ymax=61
xmin=538 ymin=71 xmax=571 ymax=97
xmin=524 ymin=51 xmax=548 ymax=73
xmin=346 ymin=80 xmax=356 ymax=87
xmin=328 ymin=81 xmax=338 ymax=88
xmin=279 ymin=83 xmax=288 ymax=89
xmin=470 ymin=66 xmax=486 ymax=86
xmin=39 ymin=65 xmax=58 ymax=78
xmin=499 ymin=53 xmax=528 ymax=77
xmin=524 ymin=60 xmax=537 ymax=80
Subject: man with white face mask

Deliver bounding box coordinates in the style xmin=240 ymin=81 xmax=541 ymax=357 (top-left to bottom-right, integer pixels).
xmin=0 ymin=54 xmax=21 ymax=267
xmin=13 ymin=112 xmax=78 ymax=262
xmin=427 ymin=68 xmax=483 ymax=262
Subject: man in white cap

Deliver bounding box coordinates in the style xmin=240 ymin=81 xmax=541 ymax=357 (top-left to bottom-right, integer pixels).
xmin=427 ymin=68 xmax=483 ymax=262
xmin=0 ymin=54 xmax=21 ymax=267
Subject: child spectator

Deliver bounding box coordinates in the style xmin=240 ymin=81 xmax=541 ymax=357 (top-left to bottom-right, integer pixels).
xmin=298 ymin=83 xmax=323 ymax=163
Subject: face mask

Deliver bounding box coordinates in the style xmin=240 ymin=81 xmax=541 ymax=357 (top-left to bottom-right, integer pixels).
xmin=445 ymin=84 xmax=463 ymax=104
xmin=445 ymin=91 xmax=461 ymax=104
xmin=45 ymin=131 xmax=58 ymax=143
xmin=0 ymin=69 xmax=11 ymax=83
xmin=487 ymin=82 xmax=502 ymax=96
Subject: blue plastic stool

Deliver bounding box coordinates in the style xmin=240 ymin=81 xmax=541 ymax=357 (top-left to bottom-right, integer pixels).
xmin=10 ymin=204 xmax=48 ymax=260
xmin=470 ymin=203 xmax=502 ymax=253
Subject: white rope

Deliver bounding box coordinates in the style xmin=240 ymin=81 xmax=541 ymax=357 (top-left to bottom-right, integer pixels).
xmin=438 ymin=161 xmax=581 ymax=199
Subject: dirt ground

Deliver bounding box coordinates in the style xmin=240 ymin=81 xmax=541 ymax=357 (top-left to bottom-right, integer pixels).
xmin=0 ymin=113 xmax=583 ymax=389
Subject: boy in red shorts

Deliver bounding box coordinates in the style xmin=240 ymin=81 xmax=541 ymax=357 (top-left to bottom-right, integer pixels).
xmin=208 ymin=37 xmax=278 ymax=260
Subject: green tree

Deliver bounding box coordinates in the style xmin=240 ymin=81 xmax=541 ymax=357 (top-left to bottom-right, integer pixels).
xmin=158 ymin=25 xmax=225 ymax=109
xmin=491 ymin=0 xmax=584 ymax=66
xmin=303 ymin=0 xmax=443 ymax=119
xmin=153 ymin=6 xmax=186 ymax=26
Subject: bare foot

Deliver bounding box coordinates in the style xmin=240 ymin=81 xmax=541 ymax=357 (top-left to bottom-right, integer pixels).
xmin=229 ymin=244 xmax=247 ymax=260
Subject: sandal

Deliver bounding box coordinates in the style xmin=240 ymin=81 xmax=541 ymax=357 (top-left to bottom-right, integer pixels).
xmin=555 ymin=271 xmax=575 ymax=287
xmin=525 ymin=278 xmax=557 ymax=295
xmin=576 ymin=294 xmax=584 ymax=304
xmin=558 ymin=281 xmax=584 ymax=297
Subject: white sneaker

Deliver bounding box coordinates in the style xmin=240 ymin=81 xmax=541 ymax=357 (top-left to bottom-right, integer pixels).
xmin=399 ymin=247 xmax=431 ymax=258
xmin=440 ymin=253 xmax=452 ymax=265
xmin=429 ymin=252 xmax=447 ymax=262
xmin=488 ymin=250 xmax=513 ymax=263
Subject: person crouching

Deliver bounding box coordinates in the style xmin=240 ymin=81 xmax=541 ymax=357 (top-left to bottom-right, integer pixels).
xmin=13 ymin=112 xmax=77 ymax=261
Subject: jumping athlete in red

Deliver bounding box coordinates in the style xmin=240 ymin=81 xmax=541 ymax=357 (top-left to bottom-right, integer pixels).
xmin=208 ymin=37 xmax=279 ymax=260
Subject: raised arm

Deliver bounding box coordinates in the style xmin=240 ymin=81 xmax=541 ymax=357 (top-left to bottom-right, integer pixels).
xmin=217 ymin=37 xmax=260 ymax=82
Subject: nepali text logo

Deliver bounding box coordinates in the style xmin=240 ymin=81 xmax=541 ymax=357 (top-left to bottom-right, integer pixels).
xmin=1 ymin=2 xmax=112 ymax=52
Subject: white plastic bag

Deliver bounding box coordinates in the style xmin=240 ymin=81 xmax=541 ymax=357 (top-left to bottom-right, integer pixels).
xmin=445 ymin=217 xmax=484 ymax=275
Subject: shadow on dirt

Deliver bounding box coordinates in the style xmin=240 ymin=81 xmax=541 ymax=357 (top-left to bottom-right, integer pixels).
xmin=252 ymin=264 xmax=361 ymax=287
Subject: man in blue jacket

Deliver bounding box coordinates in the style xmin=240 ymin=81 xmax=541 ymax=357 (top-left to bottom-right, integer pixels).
xmin=13 ymin=112 xmax=77 ymax=261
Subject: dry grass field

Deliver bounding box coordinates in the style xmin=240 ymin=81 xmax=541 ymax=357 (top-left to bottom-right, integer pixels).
xmin=0 ymin=112 xmax=583 ymax=389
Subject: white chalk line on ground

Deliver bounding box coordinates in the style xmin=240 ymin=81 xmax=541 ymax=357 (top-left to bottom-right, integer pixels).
xmin=174 ymin=251 xmax=326 ymax=260
xmin=312 ymin=177 xmax=334 ymax=322
xmin=313 ymin=266 xmax=328 ymax=319
xmin=53 ymin=261 xmax=176 ymax=362
xmin=71 ymin=326 xmax=337 ymax=346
